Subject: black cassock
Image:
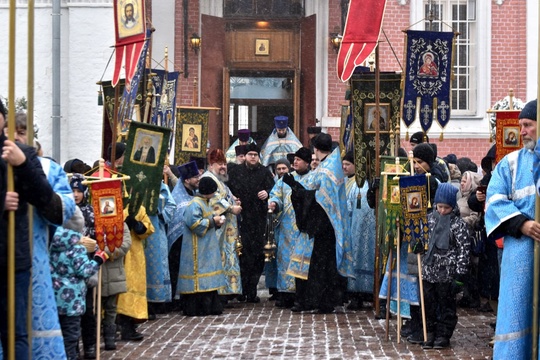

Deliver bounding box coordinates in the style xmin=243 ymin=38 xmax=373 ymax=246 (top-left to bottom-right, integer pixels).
xmin=227 ymin=163 xmax=275 ymax=300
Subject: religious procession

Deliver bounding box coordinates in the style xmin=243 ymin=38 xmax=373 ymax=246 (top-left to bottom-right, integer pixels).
xmin=1 ymin=0 xmax=539 ymax=359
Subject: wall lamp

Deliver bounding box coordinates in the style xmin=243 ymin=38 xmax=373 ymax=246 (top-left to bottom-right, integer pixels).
xmin=330 ymin=33 xmax=342 ymax=53
xmin=190 ymin=33 xmax=201 ymax=54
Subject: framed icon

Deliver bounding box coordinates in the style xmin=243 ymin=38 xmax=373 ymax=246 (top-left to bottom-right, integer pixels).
xmin=406 ymin=192 xmax=422 ymax=213
xmin=181 ymin=124 xmax=202 ymax=152
xmin=502 ymin=126 xmax=520 ymax=148
xmin=255 ymin=39 xmax=269 ymax=56
xmin=364 ymin=103 xmax=390 ymax=133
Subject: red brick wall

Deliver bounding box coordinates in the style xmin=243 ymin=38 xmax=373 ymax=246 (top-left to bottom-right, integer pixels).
xmin=401 ymin=138 xmax=492 ymax=166
xmin=491 ymin=1 xmax=527 ymax=103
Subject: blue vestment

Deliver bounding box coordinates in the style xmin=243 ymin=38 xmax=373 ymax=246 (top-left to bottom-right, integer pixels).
xmin=260 ymin=128 xmax=302 ymax=166
xmin=145 ymin=183 xmax=175 ymax=302
xmin=346 ymin=179 xmax=376 ymax=294
xmin=178 ymin=196 xmax=226 ymax=293
xmin=485 ymin=148 xmax=537 ymax=359
xmin=33 ymin=158 xmax=75 ymax=359
xmin=167 ymin=180 xmax=194 ymax=251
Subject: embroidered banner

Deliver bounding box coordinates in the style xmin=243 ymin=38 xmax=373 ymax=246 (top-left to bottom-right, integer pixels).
xmin=113 ymin=0 xmax=147 ymax=87
xmin=402 ymin=30 xmax=456 ymax=133
xmin=340 ymin=104 xmax=353 ymax=155
xmin=337 ymin=0 xmax=387 ymax=82
xmin=123 ymin=121 xmax=171 ymax=215
xmin=149 ymin=69 xmax=180 ymax=128
xmin=495 ymin=110 xmax=521 ymax=163
xmin=399 ymin=174 xmax=429 ymax=248
xmin=351 ymin=71 xmax=402 ymax=187
xmin=175 ymin=107 xmax=210 ymax=166
xmin=90 ymin=179 xmax=124 ymax=252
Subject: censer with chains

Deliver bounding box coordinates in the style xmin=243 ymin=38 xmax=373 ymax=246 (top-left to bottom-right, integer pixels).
xmin=263 ymin=209 xmax=277 ymax=262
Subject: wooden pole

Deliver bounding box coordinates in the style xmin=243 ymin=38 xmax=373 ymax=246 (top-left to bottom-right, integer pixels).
xmin=6 ymin=1 xmax=17 ymax=358
xmin=384 ymin=248 xmax=393 ymax=341
xmin=532 ymin=3 xmax=540 ymax=356
xmin=396 ymin=217 xmax=401 ymax=344
xmin=373 ymin=44 xmax=382 ymax=314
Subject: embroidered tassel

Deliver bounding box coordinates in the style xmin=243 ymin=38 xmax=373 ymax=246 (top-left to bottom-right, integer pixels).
xmin=405 ymin=130 xmax=409 ymax=142
xmin=426 ymin=173 xmax=432 ymax=208
xmin=439 ymin=131 xmax=444 ymax=141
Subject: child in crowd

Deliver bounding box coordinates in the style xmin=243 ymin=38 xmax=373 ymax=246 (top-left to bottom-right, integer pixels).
xmin=178 ymin=177 xmax=226 ymax=316
xmin=421 ymin=183 xmax=470 ymax=349
xmin=49 ymin=214 xmax=108 ymax=360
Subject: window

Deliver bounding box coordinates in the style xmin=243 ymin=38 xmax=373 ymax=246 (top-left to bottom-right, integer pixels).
xmin=224 ymin=0 xmax=304 ymax=18
xmin=424 ymin=0 xmax=476 ymax=115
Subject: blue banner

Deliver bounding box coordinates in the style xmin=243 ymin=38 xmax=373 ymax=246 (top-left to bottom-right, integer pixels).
xmin=402 ymin=30 xmax=455 ymax=132
xmin=148 ymin=69 xmax=179 ymax=129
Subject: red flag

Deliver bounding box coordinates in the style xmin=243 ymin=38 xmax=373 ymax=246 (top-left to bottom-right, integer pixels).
xmin=112 ymin=0 xmax=147 ymax=88
xmin=337 ymin=0 xmax=387 ymax=82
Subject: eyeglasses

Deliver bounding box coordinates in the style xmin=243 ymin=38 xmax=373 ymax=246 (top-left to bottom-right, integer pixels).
xmin=246 ymin=153 xmax=258 ymax=157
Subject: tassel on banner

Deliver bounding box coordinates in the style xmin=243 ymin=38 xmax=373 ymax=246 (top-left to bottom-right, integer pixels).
xmin=426 ymin=173 xmax=432 ymax=209
xmin=439 ymin=132 xmax=444 ymax=141
xmin=405 ymin=130 xmax=409 ymax=142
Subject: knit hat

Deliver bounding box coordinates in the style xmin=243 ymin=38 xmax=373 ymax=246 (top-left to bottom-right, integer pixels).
xmin=434 ymin=183 xmax=458 ymax=208
xmin=235 ymin=145 xmax=248 ymax=156
xmin=107 ymin=142 xmax=126 ymax=161
xmin=294 ymin=147 xmax=312 ymax=164
xmin=343 ymin=150 xmax=354 ymax=164
xmin=274 ymin=116 xmax=288 ymax=129
xmin=307 ymin=126 xmax=322 ymax=134
xmin=69 ymin=173 xmax=87 ymax=192
xmin=275 ymin=158 xmax=291 ymax=169
xmin=443 ymin=154 xmax=457 ymax=165
xmin=519 ymin=99 xmax=537 ymax=120
xmin=198 ymin=177 xmax=217 ymax=195
xmin=207 ymin=149 xmax=226 ymax=165
xmin=237 ymin=129 xmax=251 ymax=142
xmin=410 ymin=131 xmax=429 ymax=145
xmin=413 ymin=143 xmax=435 ymax=165
xmin=245 ymin=143 xmax=260 ymax=155
xmin=311 ymin=133 xmax=332 ymax=152
xmin=177 ymin=161 xmax=199 ymax=181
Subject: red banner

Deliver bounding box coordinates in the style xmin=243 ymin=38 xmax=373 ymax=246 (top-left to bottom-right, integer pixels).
xmin=337 ymin=0 xmax=387 ymax=82
xmin=90 ymin=179 xmax=125 ymax=252
xmin=495 ymin=110 xmax=521 ymax=164
xmin=113 ymin=0 xmax=147 ymax=87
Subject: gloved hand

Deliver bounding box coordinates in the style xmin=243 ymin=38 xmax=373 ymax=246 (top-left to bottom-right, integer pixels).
xmin=411 ymin=240 xmax=425 ymax=255
xmin=94 ymin=249 xmax=109 ymax=265
xmin=282 ymin=173 xmax=296 ymax=187
xmin=125 ymin=215 xmax=137 ymax=231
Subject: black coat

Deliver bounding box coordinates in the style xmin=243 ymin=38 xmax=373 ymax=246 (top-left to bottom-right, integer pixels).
xmin=0 ymin=135 xmax=55 ymax=271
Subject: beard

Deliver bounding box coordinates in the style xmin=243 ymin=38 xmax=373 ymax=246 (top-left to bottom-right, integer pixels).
xmin=216 ymin=172 xmax=229 ymax=182
xmin=523 ymin=138 xmax=536 ymax=150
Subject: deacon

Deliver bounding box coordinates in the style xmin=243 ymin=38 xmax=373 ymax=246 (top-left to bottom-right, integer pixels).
xmin=167 ymin=160 xmax=200 ymax=309
xmin=228 ymin=143 xmax=275 ymax=303
xmin=342 ymin=150 xmax=376 ymax=310
xmin=268 ymin=147 xmax=313 ymax=308
xmin=282 ymin=133 xmax=353 ymax=313
xmin=201 ymin=149 xmax=243 ymax=302
xmin=227 ymin=144 xmax=248 ymax=172
xmin=226 ymin=128 xmax=255 ymax=163
xmin=260 ymin=116 xmax=302 ymax=171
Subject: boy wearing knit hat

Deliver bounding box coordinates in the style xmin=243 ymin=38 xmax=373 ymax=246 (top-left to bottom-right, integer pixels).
xmin=419 ymin=183 xmax=470 ymax=349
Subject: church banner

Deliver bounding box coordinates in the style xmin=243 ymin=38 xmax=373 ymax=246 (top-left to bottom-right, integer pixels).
xmin=149 ymin=69 xmax=180 ymax=130
xmin=495 ymin=110 xmax=521 ymax=163
xmin=399 ymin=174 xmax=429 ymax=251
xmin=402 ymin=30 xmax=456 ymax=134
xmin=122 ymin=121 xmax=171 ymax=215
xmin=351 ymin=71 xmax=401 ymax=187
xmin=113 ymin=0 xmax=147 ymax=88
xmin=174 ymin=107 xmax=210 ymax=166
xmin=90 ymin=179 xmax=125 ymax=252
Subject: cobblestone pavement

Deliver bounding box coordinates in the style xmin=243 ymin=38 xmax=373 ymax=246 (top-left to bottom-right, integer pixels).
xmin=98 ymin=291 xmax=495 ymax=360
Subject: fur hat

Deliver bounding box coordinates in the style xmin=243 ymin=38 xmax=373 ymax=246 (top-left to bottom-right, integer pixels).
xmin=294 ymin=147 xmax=312 ymax=164
xmin=107 ymin=142 xmax=126 ymax=161
xmin=342 ymin=150 xmax=354 ymax=164
xmin=307 ymin=126 xmax=322 ymax=134
xmin=410 ymin=131 xmax=429 ymax=145
xmin=519 ymin=99 xmax=537 ymax=120
xmin=198 ymin=177 xmax=217 ymax=195
xmin=245 ymin=143 xmax=260 ymax=155
xmin=177 ymin=161 xmax=199 ymax=181
xmin=274 ymin=116 xmax=288 ymax=129
xmin=413 ymin=143 xmax=435 ymax=165
xmin=207 ymin=149 xmax=226 ymax=165
xmin=434 ymin=183 xmax=458 ymax=209
xmin=237 ymin=129 xmax=251 ymax=142
xmin=235 ymin=145 xmax=248 ymax=156
xmin=311 ymin=133 xmax=332 ymax=152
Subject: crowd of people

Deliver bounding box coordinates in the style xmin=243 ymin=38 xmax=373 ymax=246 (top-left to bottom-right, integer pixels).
xmin=0 ymin=99 xmax=539 ymax=359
